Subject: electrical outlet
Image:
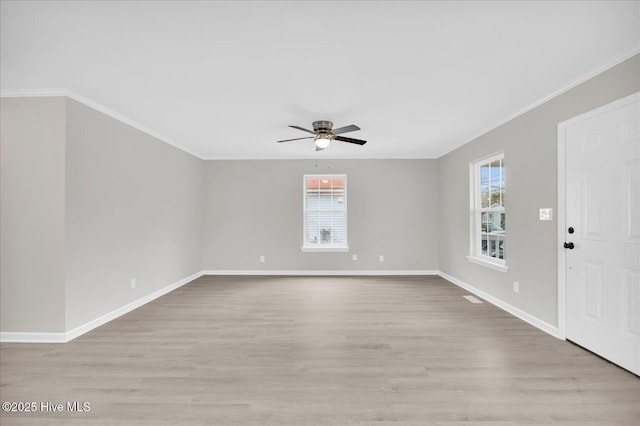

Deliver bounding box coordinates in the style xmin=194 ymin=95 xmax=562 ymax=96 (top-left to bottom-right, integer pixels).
xmin=513 ymin=281 xmax=519 ymax=293
xmin=260 ymin=255 xmax=265 ymax=263
xmin=379 ymin=255 xmax=385 ymax=262
xmin=131 ymin=278 xmax=136 ymax=289
xmin=352 ymin=254 xmax=358 ymax=261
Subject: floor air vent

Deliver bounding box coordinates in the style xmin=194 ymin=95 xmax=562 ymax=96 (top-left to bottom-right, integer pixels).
xmin=463 ymin=295 xmax=483 ymax=304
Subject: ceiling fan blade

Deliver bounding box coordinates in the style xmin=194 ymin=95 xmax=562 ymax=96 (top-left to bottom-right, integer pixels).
xmin=277 ymin=136 xmax=314 ymax=143
xmin=334 ymin=135 xmax=367 ymax=145
xmin=332 ymin=124 xmax=360 ymax=135
xmin=289 ymin=125 xmax=317 ymax=135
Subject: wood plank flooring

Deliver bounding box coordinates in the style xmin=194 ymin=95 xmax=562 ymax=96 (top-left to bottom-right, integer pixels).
xmin=1 ymin=275 xmax=638 ymax=425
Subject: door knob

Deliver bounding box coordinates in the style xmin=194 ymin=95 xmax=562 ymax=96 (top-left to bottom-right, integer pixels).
xmin=563 ymin=242 xmax=575 ymax=249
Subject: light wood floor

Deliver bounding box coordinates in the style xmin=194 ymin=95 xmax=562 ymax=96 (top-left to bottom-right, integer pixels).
xmin=1 ymin=275 xmax=638 ymax=425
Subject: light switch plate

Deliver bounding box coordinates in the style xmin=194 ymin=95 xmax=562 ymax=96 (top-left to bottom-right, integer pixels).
xmin=539 ymin=208 xmax=553 ymax=221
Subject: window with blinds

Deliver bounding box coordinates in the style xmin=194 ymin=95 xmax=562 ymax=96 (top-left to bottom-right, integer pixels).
xmin=302 ymin=175 xmax=349 ymax=251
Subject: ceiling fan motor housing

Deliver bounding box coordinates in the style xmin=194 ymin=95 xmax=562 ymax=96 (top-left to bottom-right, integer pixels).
xmin=312 ymin=120 xmax=333 ymax=134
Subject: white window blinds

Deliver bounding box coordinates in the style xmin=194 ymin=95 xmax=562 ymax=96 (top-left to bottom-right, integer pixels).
xmin=303 ymin=175 xmax=348 ymax=251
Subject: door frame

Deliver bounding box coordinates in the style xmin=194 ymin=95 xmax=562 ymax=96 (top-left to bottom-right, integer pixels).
xmin=556 ymin=91 xmax=640 ymax=341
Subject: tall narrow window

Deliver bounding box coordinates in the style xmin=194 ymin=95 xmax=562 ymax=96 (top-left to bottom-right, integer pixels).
xmin=469 ymin=153 xmax=508 ymax=272
xmin=302 ymin=175 xmax=348 ymax=252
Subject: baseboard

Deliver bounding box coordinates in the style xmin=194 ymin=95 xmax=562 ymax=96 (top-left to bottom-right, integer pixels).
xmin=0 ymin=270 xmax=205 ymax=343
xmin=1 ymin=269 xmax=560 ymax=343
xmin=438 ymin=271 xmax=561 ymax=339
xmin=0 ymin=332 xmax=67 ymax=343
xmin=202 ymin=270 xmax=439 ymax=276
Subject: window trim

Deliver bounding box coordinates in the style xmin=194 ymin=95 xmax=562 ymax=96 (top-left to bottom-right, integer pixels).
xmin=468 ymin=151 xmax=509 ymax=272
xmin=301 ymin=174 xmax=349 ymax=252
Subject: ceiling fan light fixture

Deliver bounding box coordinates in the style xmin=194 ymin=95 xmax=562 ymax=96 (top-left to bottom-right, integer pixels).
xmin=314 ymin=134 xmax=331 ymax=149
xmin=277 ymin=121 xmax=366 ymax=150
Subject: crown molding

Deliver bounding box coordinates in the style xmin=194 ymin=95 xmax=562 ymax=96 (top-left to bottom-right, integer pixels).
xmin=440 ymin=46 xmax=640 ymax=159
xmin=3 ymin=46 xmax=637 ymax=162
xmin=0 ymin=88 xmax=204 ymax=160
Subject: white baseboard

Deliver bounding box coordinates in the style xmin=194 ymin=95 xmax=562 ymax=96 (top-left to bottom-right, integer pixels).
xmin=1 ymin=269 xmax=560 ymax=343
xmin=64 ymin=270 xmax=204 ymax=342
xmin=0 ymin=331 xmax=68 ymax=343
xmin=0 ymin=270 xmax=204 ymax=343
xmin=202 ymin=270 xmax=439 ymax=276
xmin=438 ymin=271 xmax=561 ymax=339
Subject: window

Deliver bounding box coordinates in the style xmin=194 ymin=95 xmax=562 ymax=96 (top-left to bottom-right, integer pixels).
xmin=468 ymin=152 xmax=508 ymax=272
xmin=302 ymin=174 xmax=348 ymax=251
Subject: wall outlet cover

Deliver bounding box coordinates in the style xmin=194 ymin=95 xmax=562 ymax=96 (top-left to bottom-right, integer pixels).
xmin=539 ymin=208 xmax=553 ymax=221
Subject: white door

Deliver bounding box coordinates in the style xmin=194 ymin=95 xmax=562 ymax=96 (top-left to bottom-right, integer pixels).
xmin=562 ymin=93 xmax=640 ymax=375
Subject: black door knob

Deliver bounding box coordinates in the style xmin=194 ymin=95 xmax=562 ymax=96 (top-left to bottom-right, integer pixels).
xmin=563 ymin=242 xmax=575 ymax=249
xmin=568 ymin=227 xmax=574 ymax=234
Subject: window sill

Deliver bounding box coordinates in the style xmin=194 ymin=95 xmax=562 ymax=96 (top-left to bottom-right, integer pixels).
xmin=467 ymin=255 xmax=509 ymax=273
xmin=301 ymin=246 xmax=350 ymax=253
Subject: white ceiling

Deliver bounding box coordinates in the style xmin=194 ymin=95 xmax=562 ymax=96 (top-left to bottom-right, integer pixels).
xmin=1 ymin=1 xmax=639 ymax=159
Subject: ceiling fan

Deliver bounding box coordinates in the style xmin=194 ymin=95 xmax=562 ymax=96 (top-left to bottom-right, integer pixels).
xmin=277 ymin=120 xmax=367 ymax=151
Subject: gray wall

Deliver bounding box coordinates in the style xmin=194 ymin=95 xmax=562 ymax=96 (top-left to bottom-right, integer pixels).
xmin=0 ymin=97 xmax=67 ymax=332
xmin=0 ymin=97 xmax=204 ymax=333
xmin=64 ymin=99 xmax=204 ymax=330
xmin=202 ymin=159 xmax=439 ymax=271
xmin=438 ymin=55 xmax=640 ymax=326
